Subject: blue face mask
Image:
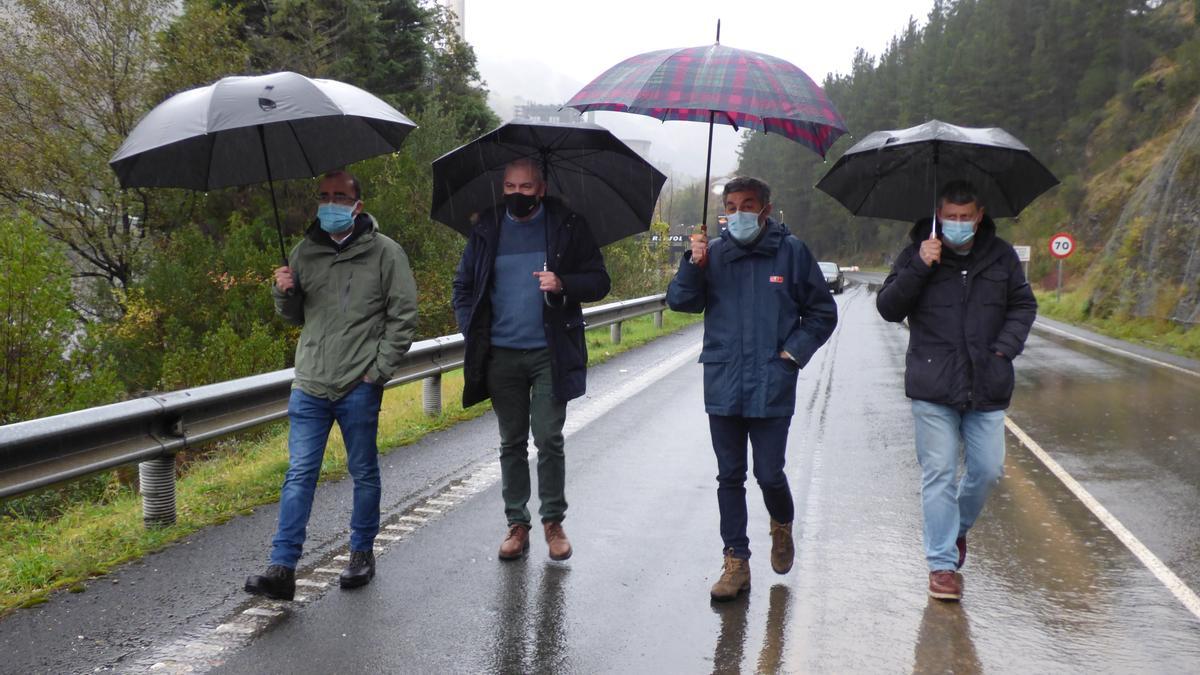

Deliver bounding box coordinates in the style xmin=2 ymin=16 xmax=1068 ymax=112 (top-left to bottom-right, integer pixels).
xmin=725 ymin=209 xmax=764 ymax=244
xmin=940 ymin=218 xmax=976 ymax=247
xmin=317 ymin=203 xmax=356 ymax=233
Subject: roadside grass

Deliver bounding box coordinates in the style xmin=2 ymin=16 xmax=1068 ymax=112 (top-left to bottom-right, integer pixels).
xmin=1036 ymin=290 xmax=1200 ymax=360
xmin=0 ymin=310 xmax=701 ymax=615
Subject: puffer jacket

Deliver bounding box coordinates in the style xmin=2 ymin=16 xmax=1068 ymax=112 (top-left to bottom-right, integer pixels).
xmin=273 ymin=212 xmax=419 ymax=400
xmin=876 ymin=215 xmax=1037 ymax=411
xmin=667 ymin=220 xmax=838 ymax=417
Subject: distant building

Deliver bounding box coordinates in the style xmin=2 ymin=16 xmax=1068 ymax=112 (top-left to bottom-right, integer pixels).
xmin=512 ymin=103 xmax=586 ymax=125
xmin=441 ymin=0 xmax=465 ymax=38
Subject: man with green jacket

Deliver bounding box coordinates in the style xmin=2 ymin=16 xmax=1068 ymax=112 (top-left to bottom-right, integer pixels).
xmin=245 ymin=170 xmax=418 ymax=601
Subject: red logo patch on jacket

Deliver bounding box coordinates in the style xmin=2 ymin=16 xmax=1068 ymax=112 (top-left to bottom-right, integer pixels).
xmin=769 ymin=275 xmax=784 ymax=284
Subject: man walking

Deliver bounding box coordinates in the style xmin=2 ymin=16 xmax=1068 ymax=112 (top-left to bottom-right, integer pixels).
xmin=452 ymin=158 xmax=610 ymax=561
xmin=667 ymin=176 xmax=837 ymax=601
xmin=245 ymin=170 xmax=418 ymax=600
xmin=877 ymin=180 xmax=1036 ymax=601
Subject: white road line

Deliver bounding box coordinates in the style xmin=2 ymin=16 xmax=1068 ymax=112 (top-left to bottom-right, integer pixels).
xmin=1006 ymin=417 xmax=1200 ymax=621
xmin=1034 ymin=321 xmax=1200 ymax=378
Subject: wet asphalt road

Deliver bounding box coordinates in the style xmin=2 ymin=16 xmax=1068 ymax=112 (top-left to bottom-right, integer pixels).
xmin=4 ymin=277 xmax=1200 ymax=673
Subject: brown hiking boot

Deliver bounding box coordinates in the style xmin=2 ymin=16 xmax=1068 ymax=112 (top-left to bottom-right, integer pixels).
xmin=769 ymin=519 xmax=794 ymax=574
xmin=498 ymin=523 xmax=530 ymax=560
xmin=928 ymin=570 xmax=963 ymax=601
xmin=710 ymin=548 xmax=751 ymax=602
xmin=544 ymin=521 xmax=573 ymax=561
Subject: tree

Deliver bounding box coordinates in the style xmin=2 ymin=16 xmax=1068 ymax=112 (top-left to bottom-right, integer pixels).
xmin=0 ymin=0 xmax=175 ymax=298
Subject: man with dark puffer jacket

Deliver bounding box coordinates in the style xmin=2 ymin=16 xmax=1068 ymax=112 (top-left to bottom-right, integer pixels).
xmin=453 ymin=158 xmax=610 ymax=563
xmin=877 ymin=180 xmax=1037 ymax=602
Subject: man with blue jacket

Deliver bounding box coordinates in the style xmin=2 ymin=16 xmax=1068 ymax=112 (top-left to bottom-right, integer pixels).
xmin=453 ymin=158 xmax=610 ymax=562
xmin=668 ymin=176 xmax=837 ymax=601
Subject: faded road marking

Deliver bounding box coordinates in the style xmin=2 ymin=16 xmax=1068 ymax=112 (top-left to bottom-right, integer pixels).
xmin=1006 ymin=416 xmax=1200 ymax=621
xmin=1033 ymin=321 xmax=1200 ymax=378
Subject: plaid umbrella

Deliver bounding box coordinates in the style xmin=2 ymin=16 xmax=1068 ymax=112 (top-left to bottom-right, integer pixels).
xmin=565 ymin=31 xmax=846 ymax=234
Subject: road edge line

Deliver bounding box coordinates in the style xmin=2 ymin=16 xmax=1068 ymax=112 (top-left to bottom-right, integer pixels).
xmin=1033 ymin=321 xmax=1200 ymax=378
xmin=1005 ymin=416 xmax=1200 ymax=621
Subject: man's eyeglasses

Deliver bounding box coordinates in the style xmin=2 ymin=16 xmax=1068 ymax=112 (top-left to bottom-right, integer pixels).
xmin=316 ymin=192 xmax=358 ymax=205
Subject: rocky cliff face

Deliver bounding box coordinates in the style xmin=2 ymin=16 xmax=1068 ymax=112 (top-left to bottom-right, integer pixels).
xmin=1091 ymin=100 xmax=1200 ymax=325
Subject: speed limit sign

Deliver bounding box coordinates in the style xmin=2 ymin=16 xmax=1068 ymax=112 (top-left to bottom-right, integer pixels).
xmin=1049 ymin=232 xmax=1075 ymax=259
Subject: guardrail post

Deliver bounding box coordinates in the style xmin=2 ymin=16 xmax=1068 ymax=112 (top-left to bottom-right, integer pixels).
xmin=422 ymin=374 xmax=442 ymax=417
xmin=610 ymin=321 xmax=622 ymax=344
xmin=653 ymin=311 xmax=663 ymax=329
xmin=139 ymin=456 xmax=177 ymax=528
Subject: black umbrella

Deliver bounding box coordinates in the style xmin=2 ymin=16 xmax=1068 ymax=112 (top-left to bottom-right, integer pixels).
xmin=430 ymin=119 xmax=667 ymax=248
xmin=110 ymin=71 xmax=417 ymax=264
xmin=815 ymin=119 xmax=1058 ymax=224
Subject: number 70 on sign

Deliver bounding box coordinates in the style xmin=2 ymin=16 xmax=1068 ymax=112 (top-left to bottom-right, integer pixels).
xmin=1049 ymin=232 xmax=1075 ymax=259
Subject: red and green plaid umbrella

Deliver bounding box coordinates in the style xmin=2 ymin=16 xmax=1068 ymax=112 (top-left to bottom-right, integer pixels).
xmin=566 ymin=38 xmax=846 ymax=234
xmin=566 ymin=43 xmax=846 ymax=158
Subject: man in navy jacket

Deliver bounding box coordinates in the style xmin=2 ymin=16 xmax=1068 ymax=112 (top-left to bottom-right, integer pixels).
xmin=877 ymin=180 xmax=1036 ymax=602
xmin=668 ymin=176 xmax=837 ymax=601
xmin=452 ymin=159 xmax=610 ymax=562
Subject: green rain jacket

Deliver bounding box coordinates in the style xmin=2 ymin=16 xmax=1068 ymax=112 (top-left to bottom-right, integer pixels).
xmin=273 ymin=213 xmax=418 ymax=400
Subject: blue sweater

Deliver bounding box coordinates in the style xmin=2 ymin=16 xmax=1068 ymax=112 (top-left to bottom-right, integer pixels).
xmin=490 ymin=206 xmax=548 ymax=349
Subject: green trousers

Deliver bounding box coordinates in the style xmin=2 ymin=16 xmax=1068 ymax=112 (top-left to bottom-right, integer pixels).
xmin=487 ymin=346 xmax=568 ymax=525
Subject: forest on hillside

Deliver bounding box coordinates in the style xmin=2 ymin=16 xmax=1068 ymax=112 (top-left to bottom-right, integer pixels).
xmin=739 ymin=0 xmax=1200 ymax=294
xmin=0 ymin=0 xmax=674 ymax=425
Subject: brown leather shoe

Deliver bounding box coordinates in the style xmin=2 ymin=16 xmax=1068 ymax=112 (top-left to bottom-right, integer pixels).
xmin=544 ymin=521 xmax=572 ymax=561
xmin=710 ymin=548 xmax=751 ymax=601
xmin=498 ymin=523 xmax=530 ymax=560
xmin=769 ymin=519 xmax=794 ymax=574
xmin=928 ymin=570 xmax=962 ymax=601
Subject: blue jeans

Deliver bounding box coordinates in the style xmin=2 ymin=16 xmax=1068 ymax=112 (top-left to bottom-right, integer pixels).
xmin=709 ymin=415 xmax=794 ymax=560
xmin=912 ymin=400 xmax=1006 ymax=572
xmin=270 ymin=383 xmax=384 ymax=569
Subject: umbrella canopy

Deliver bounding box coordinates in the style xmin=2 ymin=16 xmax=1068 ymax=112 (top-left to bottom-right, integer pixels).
xmin=815 ymin=119 xmax=1058 ymax=222
xmin=430 ymin=119 xmax=667 ymax=248
xmin=564 ymin=42 xmax=847 ymax=158
xmin=110 ymin=71 xmax=416 ymax=190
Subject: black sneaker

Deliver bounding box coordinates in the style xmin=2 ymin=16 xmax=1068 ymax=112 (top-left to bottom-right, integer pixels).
xmin=245 ymin=564 xmax=295 ymax=601
xmin=340 ymin=550 xmax=375 ymax=589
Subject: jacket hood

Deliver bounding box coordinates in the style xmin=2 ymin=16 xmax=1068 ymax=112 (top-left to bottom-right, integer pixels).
xmin=720 ymin=218 xmax=787 ymax=259
xmin=305 ymin=212 xmax=379 ymax=248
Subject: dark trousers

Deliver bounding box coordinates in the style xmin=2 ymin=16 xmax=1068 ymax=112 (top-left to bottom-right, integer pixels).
xmin=487 ymin=347 xmax=568 ymax=525
xmin=709 ymin=414 xmax=795 ymax=559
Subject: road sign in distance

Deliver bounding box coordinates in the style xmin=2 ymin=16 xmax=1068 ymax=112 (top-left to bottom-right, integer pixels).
xmin=1049 ymin=232 xmax=1075 ymax=259
xmin=1013 ymin=245 xmax=1031 ymax=262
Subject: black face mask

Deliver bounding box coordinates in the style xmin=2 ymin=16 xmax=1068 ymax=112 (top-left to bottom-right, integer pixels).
xmin=504 ymin=192 xmax=540 ymax=219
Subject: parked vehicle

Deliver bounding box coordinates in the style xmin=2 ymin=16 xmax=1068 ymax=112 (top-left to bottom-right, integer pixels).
xmin=819 ymin=261 xmax=845 ymax=294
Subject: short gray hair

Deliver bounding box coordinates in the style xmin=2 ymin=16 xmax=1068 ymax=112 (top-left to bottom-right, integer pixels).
xmin=722 ymin=176 xmax=771 ymax=205
xmin=504 ymin=157 xmax=545 ymax=184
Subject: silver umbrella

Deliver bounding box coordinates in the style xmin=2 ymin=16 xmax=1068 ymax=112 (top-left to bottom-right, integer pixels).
xmin=110 ymin=71 xmax=417 ymax=263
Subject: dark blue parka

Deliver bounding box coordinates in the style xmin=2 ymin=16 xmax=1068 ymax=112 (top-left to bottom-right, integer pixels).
xmin=876 ymin=216 xmax=1037 ymax=411
xmin=667 ymin=220 xmax=838 ymax=418
xmin=452 ymin=197 xmax=611 ymax=407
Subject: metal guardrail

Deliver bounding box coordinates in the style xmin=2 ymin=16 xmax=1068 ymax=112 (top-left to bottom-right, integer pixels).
xmin=0 ymin=294 xmax=669 ymax=523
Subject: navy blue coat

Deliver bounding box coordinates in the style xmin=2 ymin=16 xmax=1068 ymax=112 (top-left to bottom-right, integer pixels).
xmin=876 ymin=216 xmax=1037 ymax=411
xmin=667 ymin=220 xmax=838 ymax=418
xmin=452 ymin=197 xmax=611 ymax=407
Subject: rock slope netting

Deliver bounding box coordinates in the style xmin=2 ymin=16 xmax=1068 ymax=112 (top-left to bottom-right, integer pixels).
xmin=1091 ymin=100 xmax=1200 ymax=325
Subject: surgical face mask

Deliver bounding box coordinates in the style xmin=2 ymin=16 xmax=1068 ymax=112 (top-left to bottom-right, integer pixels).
xmin=940 ymin=218 xmax=976 ymax=247
xmin=317 ymin=202 xmax=356 ymax=233
xmin=725 ymin=208 xmax=765 ymax=244
xmin=504 ymin=192 xmax=540 ymax=219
